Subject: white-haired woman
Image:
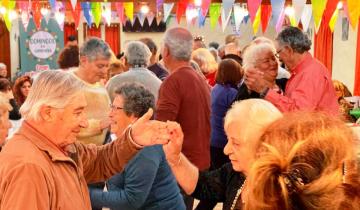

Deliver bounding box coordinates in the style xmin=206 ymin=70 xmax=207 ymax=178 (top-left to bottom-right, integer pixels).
xmin=163 ymin=99 xmax=282 ymax=210
xmin=191 ymin=48 xmax=218 ymax=86
xmin=233 ymin=39 xmax=287 ymax=102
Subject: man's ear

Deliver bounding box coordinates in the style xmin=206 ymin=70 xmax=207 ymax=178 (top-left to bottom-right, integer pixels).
xmin=39 ymin=105 xmax=55 ymax=122
xmin=163 ymin=45 xmax=170 ymax=58
xmin=79 ymin=56 xmax=87 ymax=66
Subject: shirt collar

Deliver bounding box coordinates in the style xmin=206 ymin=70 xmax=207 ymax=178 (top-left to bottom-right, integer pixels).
xmin=290 ymin=52 xmax=313 ymax=76
xmin=18 ymin=121 xmax=74 ymax=162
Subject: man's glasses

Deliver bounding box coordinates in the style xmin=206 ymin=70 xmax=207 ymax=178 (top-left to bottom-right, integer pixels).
xmin=110 ymin=104 xmax=124 ymax=111
xmin=275 ymin=48 xmax=284 ymax=58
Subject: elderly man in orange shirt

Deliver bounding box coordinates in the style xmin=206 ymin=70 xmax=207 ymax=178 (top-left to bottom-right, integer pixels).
xmin=0 ymin=70 xmax=173 ymax=210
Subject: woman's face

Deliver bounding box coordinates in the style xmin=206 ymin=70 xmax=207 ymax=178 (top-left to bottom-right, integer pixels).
xmin=20 ymin=81 xmax=31 ymax=97
xmin=224 ymin=120 xmax=262 ymax=174
xmin=0 ymin=110 xmax=11 ymax=146
xmin=254 ymin=50 xmax=278 ymax=83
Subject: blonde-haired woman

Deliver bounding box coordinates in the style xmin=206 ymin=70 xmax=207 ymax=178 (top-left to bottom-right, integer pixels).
xmin=0 ymin=94 xmax=12 ymax=148
xmin=191 ymin=48 xmax=218 ymax=86
xmin=244 ymin=112 xmax=360 ymax=210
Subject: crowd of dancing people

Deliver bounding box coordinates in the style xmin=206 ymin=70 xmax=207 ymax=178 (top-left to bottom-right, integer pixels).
xmin=0 ymin=26 xmax=358 ymax=210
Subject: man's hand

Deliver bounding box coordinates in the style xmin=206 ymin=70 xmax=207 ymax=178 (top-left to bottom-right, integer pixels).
xmin=131 ymin=108 xmax=170 ymax=146
xmin=163 ymin=121 xmax=183 ymax=166
xmin=244 ymin=68 xmax=270 ymax=93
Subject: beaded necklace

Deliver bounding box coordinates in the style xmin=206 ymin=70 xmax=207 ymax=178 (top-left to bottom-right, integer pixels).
xmin=230 ymin=179 xmax=247 ymax=210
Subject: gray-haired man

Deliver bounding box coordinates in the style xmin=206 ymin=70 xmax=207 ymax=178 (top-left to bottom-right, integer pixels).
xmin=0 ymin=63 xmax=7 ymax=78
xmin=0 ymin=70 xmax=172 ymax=210
xmin=107 ymin=41 xmax=162 ymax=102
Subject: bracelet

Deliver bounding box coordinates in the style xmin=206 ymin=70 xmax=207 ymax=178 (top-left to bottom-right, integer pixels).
xmin=128 ymin=126 xmax=144 ymax=149
xmin=168 ymin=154 xmax=182 ymax=167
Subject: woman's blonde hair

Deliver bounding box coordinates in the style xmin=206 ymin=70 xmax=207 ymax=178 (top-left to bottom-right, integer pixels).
xmin=191 ymin=48 xmax=218 ymax=75
xmin=244 ymin=112 xmax=360 ymax=210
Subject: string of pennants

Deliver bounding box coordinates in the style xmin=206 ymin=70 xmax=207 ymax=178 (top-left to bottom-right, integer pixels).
xmin=0 ymin=0 xmax=359 ymax=34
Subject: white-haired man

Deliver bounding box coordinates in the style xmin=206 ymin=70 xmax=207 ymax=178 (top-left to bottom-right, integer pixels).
xmin=0 ymin=63 xmax=7 ymax=78
xmin=156 ymin=27 xmax=211 ymax=209
xmin=71 ymin=37 xmax=112 ymax=146
xmin=107 ymin=41 xmax=162 ymax=102
xmin=0 ymin=70 xmax=171 ymax=209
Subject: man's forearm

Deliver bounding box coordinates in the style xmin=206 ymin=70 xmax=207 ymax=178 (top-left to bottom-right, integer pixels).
xmin=168 ymin=153 xmax=199 ymax=194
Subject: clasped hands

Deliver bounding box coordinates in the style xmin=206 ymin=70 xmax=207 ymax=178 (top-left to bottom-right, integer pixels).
xmin=130 ymin=109 xmax=183 ymax=164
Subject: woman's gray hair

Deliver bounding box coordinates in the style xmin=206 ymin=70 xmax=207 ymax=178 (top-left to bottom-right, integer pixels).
xmin=80 ymin=37 xmax=112 ymax=61
xmin=242 ymin=42 xmax=276 ymax=70
xmin=275 ymin=26 xmax=312 ymax=53
xmin=20 ymin=70 xmax=85 ymax=121
xmin=163 ymin=27 xmax=193 ymax=61
xmin=114 ymin=83 xmax=155 ymax=118
xmin=124 ymin=41 xmax=152 ymax=67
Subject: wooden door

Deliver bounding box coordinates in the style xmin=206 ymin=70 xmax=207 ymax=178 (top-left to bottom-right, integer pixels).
xmin=0 ymin=20 xmax=10 ymax=78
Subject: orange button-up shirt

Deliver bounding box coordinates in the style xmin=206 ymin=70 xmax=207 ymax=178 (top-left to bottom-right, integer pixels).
xmin=265 ymin=52 xmax=339 ymax=115
xmin=0 ymin=121 xmax=138 ymax=210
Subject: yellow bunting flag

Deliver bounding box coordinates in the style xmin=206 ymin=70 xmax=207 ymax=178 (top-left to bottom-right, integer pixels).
xmin=124 ymin=2 xmax=134 ymax=21
xmin=4 ymin=0 xmax=15 ymax=31
xmin=311 ymin=0 xmax=328 ymax=32
xmin=329 ymin=8 xmax=339 ymax=32
xmin=209 ymin=3 xmax=221 ymax=29
xmin=347 ymin=0 xmax=360 ymax=30
xmin=91 ymin=2 xmax=102 ymax=28
xmin=252 ymin=7 xmax=261 ymax=35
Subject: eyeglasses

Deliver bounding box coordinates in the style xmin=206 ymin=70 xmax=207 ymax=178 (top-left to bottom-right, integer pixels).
xmin=110 ymin=104 xmax=124 ymax=111
xmin=194 ymin=35 xmax=204 ymax=42
xmin=275 ymin=47 xmax=286 ymax=58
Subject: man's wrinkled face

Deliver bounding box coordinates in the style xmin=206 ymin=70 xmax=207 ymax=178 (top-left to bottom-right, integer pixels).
xmin=0 ymin=68 xmax=7 ymax=78
xmin=51 ymin=92 xmax=88 ymax=147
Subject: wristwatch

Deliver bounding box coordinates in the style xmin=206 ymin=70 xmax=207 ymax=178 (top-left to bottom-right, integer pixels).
xmin=259 ymin=87 xmax=270 ymax=98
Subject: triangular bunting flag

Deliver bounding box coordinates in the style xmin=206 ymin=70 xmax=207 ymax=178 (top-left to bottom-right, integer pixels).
xmin=198 ymin=8 xmax=206 ymax=27
xmin=221 ymin=6 xmax=232 ymax=32
xmin=156 ymin=0 xmax=164 ymax=12
xmin=252 ymin=6 xmax=261 ymax=34
xmin=209 ymin=3 xmax=221 ymax=29
xmin=222 ymin=0 xmax=235 ymax=24
xmin=163 ymin=3 xmax=174 ymax=23
xmin=49 ymin=0 xmax=56 ymax=10
xmin=201 ymin=0 xmax=211 ymax=17
xmin=261 ymin=4 xmax=272 ymax=33
xmin=124 ymin=2 xmax=134 ymax=21
xmin=102 ymin=2 xmax=112 ymax=26
xmin=91 ymin=2 xmax=101 ymax=28
xmin=32 ymin=1 xmax=42 ymax=29
xmin=70 ymin=0 xmax=77 ymax=11
xmin=138 ymin=12 xmax=146 ymax=26
xmin=300 ymin=4 xmax=312 ymax=31
xmin=81 ymin=2 xmax=92 ymax=26
xmin=115 ymin=2 xmax=126 ymax=25
xmin=186 ymin=4 xmax=197 ymax=26
xmin=176 ymin=0 xmax=189 ymax=24
xmin=270 ymin=0 xmax=285 ymax=25
xmin=322 ymin=0 xmax=338 ymax=31
xmin=311 ymin=0 xmax=328 ymax=32
xmin=347 ymin=0 xmax=360 ymax=29
xmin=247 ymin=0 xmax=262 ymax=23
xmin=147 ymin=12 xmax=155 ymax=25
xmin=275 ymin=7 xmax=285 ymax=32
xmin=329 ymin=7 xmax=339 ymax=32
xmin=293 ymin=0 xmax=306 ymax=24
xmin=4 ymin=0 xmax=15 ymax=31
xmin=19 ymin=2 xmax=30 ymax=31
xmin=71 ymin=2 xmax=81 ymax=29
xmin=233 ymin=4 xmax=247 ymax=32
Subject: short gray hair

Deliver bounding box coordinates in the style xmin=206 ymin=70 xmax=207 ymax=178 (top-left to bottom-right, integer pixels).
xmin=114 ymin=83 xmax=155 ymax=118
xmin=20 ymin=70 xmax=85 ymax=121
xmin=276 ymin=26 xmax=312 ymax=53
xmin=163 ymin=27 xmax=193 ymax=61
xmin=0 ymin=63 xmax=6 ymax=69
xmin=124 ymin=41 xmax=151 ymax=67
xmin=242 ymin=42 xmax=276 ymax=70
xmin=80 ymin=37 xmax=112 ymax=61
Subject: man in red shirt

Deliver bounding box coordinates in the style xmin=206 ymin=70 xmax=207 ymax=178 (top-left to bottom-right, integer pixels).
xmin=245 ymin=26 xmax=339 ymax=115
xmin=156 ymin=27 xmax=211 ymax=209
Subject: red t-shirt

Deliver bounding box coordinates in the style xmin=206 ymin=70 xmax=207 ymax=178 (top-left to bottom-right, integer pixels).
xmin=156 ymin=66 xmax=211 ymax=170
